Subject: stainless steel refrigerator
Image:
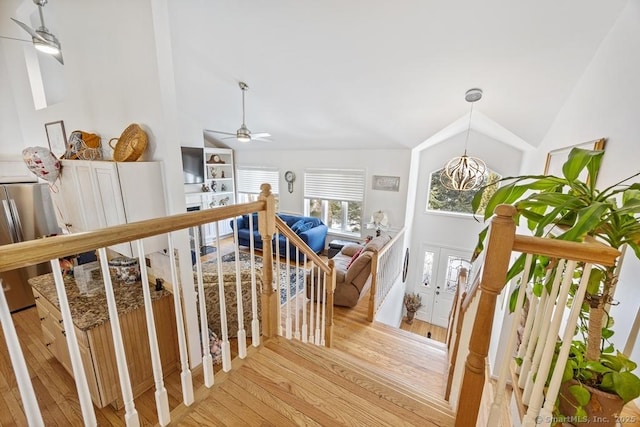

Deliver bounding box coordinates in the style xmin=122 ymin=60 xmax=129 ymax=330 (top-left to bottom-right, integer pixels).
xmin=0 ymin=182 xmax=60 ymax=312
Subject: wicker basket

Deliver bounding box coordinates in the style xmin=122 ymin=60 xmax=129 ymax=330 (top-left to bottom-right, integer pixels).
xmin=108 ymin=124 xmax=147 ymax=162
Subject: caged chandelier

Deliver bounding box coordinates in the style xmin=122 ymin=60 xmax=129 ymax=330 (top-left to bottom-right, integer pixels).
xmin=440 ymin=88 xmax=487 ymax=191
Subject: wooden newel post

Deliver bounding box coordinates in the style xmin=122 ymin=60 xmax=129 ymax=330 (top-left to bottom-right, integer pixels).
xmin=258 ymin=184 xmax=278 ymax=338
xmin=325 ymin=259 xmax=336 ymax=347
xmin=367 ymin=253 xmax=379 ymax=322
xmin=454 ymin=204 xmax=516 ymax=427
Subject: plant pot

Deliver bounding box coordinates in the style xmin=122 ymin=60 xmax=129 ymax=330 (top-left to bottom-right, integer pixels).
xmin=558 ymin=379 xmax=625 ymax=427
xmin=406 ymin=309 xmax=417 ymax=324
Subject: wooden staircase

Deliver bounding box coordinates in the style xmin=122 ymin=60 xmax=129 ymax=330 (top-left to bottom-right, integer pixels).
xmin=170 ymin=325 xmax=454 ymax=426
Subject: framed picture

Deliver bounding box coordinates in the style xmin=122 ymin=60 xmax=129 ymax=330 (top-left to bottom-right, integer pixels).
xmin=45 ymin=120 xmax=67 ymax=158
xmin=372 ymin=175 xmax=400 ymax=192
xmin=544 ymin=138 xmax=606 ymax=180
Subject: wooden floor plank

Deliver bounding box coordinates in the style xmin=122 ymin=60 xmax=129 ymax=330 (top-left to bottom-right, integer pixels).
xmin=218 ymin=380 xmax=295 ymax=426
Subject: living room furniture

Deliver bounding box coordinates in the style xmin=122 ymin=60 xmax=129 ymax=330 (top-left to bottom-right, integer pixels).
xmin=328 ymin=239 xmax=358 ymax=259
xmin=231 ymin=213 xmax=328 ymax=255
xmin=29 ymin=273 xmax=179 ymax=409
xmin=308 ymin=234 xmax=391 ymax=307
xmin=51 ymin=160 xmax=167 ymax=256
xmin=197 ymin=261 xmax=262 ymax=338
xmin=184 ymin=147 xmax=236 ymax=243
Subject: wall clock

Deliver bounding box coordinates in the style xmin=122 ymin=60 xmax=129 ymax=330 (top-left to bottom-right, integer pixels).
xmin=285 ymin=170 xmax=296 ymax=193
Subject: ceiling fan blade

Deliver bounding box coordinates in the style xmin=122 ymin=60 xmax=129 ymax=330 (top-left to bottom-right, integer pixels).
xmin=10 ymin=18 xmax=46 ymax=42
xmin=204 ymin=129 xmax=237 ymax=136
xmin=251 ymin=132 xmax=271 ymax=139
xmin=52 ymin=50 xmax=64 ymax=65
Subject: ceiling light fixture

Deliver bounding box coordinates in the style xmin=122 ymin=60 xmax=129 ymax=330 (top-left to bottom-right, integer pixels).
xmin=9 ymin=0 xmax=64 ymax=64
xmin=440 ymin=88 xmax=486 ymax=191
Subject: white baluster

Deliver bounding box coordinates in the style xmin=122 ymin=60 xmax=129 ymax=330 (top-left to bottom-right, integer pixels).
xmin=214 ymin=222 xmax=232 ymax=371
xmin=523 ymin=260 xmax=577 ymax=425
xmin=315 ymin=268 xmax=321 ymax=345
xmin=97 ymin=248 xmax=139 ymax=426
xmin=232 ymin=217 xmax=247 ymax=359
xmin=191 ymin=229 xmax=214 ymax=388
xmin=285 ymin=242 xmax=292 ymax=339
xmin=523 ymin=261 xmax=566 ymax=404
xmin=518 ymin=270 xmax=551 ymax=388
xmin=294 ymin=248 xmax=301 ymax=340
xmin=167 ymin=235 xmax=194 ymax=406
xmin=49 ymin=260 xmax=97 ymax=426
xmin=308 ymin=262 xmax=315 ymax=344
xmin=248 ymin=214 xmax=260 ymax=347
xmin=537 ymin=263 xmax=594 ymax=427
xmin=275 ymin=231 xmax=282 ymax=336
xmin=301 ymin=259 xmax=309 ymax=343
xmin=321 ymin=270 xmax=327 ymax=346
xmin=135 ymin=240 xmax=171 ymax=425
xmin=0 ymin=278 xmax=45 ymax=427
xmin=487 ymin=253 xmax=533 ymax=426
xmin=516 ymin=287 xmax=539 ymax=374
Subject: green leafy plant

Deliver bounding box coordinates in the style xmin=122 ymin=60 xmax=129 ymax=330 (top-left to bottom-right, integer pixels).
xmin=403 ymin=292 xmax=423 ymax=312
xmin=471 ymin=147 xmax=640 ymax=407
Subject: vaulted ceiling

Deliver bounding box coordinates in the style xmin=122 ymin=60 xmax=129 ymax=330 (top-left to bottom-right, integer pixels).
xmin=169 ymin=0 xmax=628 ymax=152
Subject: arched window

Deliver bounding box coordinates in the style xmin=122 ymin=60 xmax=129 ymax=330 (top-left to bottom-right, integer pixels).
xmin=426 ymin=167 xmax=501 ymax=215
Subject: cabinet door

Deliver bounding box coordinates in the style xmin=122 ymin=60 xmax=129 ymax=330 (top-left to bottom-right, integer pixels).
xmin=92 ymin=162 xmax=127 ymax=227
xmin=74 ymin=162 xmax=104 ymax=230
xmin=54 ymin=162 xmax=87 ymax=233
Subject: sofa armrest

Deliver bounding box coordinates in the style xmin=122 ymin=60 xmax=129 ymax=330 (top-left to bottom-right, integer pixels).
xmin=298 ymin=224 xmax=328 ymax=253
xmin=341 ymin=244 xmax=363 ymax=257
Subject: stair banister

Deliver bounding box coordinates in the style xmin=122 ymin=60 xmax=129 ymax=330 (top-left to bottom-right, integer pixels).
xmin=258 ymin=184 xmax=278 ymax=338
xmin=455 ymin=204 xmax=516 ymax=427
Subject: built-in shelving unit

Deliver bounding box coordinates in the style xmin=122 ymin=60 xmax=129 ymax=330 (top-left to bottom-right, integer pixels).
xmin=184 ymin=147 xmax=236 ymax=244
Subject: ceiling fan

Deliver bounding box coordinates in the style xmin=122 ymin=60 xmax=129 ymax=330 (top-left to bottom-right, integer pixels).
xmin=204 ymin=81 xmax=271 ymax=143
xmin=1 ymin=0 xmax=64 ymax=64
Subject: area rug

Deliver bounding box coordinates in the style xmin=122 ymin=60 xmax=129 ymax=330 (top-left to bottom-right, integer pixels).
xmin=215 ymin=252 xmax=306 ymax=305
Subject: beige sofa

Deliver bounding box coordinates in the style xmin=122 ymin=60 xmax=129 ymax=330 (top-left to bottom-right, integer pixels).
xmin=308 ymin=235 xmax=391 ymax=307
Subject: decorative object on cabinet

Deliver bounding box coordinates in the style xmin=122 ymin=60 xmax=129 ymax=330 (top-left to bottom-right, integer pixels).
xmin=45 ymin=120 xmax=67 ymax=158
xmin=207 ymin=154 xmax=224 ymax=164
xmin=65 ymin=130 xmax=102 ymax=160
xmin=22 ymin=146 xmax=60 ymax=183
xmin=201 ymin=183 xmax=210 ymax=192
xmin=285 ymin=170 xmax=295 ymax=193
xmin=108 ymin=123 xmax=147 ymax=162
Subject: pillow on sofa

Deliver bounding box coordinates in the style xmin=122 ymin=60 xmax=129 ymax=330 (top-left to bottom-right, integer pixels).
xmin=296 ymin=221 xmax=314 ymax=233
xmin=291 ymin=219 xmax=306 ymax=232
xmin=346 ymin=247 xmax=364 ymax=268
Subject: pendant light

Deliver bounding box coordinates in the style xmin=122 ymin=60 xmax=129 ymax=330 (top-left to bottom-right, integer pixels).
xmin=440 ymin=88 xmax=486 ymax=191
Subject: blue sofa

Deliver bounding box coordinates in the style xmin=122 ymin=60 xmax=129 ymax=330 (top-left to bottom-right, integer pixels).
xmin=231 ymin=213 xmax=328 ymax=255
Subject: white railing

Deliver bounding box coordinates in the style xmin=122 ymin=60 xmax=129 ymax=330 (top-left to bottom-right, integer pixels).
xmin=368 ymin=228 xmax=406 ymax=321
xmin=0 ymin=185 xmax=326 ymax=425
xmin=450 ymin=205 xmax=620 ymax=427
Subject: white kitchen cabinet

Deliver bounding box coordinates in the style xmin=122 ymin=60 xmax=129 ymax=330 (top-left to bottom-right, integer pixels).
xmin=52 ymin=160 xmax=167 ymax=255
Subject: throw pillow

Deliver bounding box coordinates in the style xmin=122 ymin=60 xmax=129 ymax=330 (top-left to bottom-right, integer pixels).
xmin=296 ymin=221 xmax=314 ymax=233
xmin=290 ymin=219 xmax=306 ymax=233
xmin=347 ymin=247 xmax=364 ymax=269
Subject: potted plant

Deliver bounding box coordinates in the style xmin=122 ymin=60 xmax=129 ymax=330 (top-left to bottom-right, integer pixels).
xmin=403 ymin=292 xmax=423 ymax=324
xmin=471 ymin=147 xmax=640 ymax=424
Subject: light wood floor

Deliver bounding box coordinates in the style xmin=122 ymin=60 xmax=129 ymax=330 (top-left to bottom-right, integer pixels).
xmin=399 ymin=317 xmax=448 ymax=343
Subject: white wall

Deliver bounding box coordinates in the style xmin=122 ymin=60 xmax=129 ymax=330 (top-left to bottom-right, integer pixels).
xmin=234 ymin=148 xmax=410 ymax=237
xmin=405 ymin=130 xmax=524 ymax=294
xmin=519 ymin=0 xmax=640 ymax=370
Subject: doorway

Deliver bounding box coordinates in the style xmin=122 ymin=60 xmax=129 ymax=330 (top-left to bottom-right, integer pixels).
xmin=417 ymin=245 xmax=472 ymax=328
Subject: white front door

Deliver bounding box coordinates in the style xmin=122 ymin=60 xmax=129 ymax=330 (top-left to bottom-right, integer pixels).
xmin=417 ymin=246 xmax=472 ymax=328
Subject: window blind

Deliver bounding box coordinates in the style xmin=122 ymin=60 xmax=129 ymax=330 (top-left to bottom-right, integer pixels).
xmin=236 ymin=166 xmax=279 ymax=195
xmin=304 ymin=168 xmax=365 ymax=202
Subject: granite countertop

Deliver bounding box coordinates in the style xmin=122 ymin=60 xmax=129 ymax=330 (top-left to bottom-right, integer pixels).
xmin=28 ymin=273 xmax=172 ymax=331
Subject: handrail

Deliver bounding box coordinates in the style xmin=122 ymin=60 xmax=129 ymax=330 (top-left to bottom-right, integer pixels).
xmin=274 ymin=216 xmax=330 ymax=273
xmin=513 ymin=234 xmax=619 ymax=266
xmin=367 ymin=228 xmax=406 ymax=322
xmin=0 ymin=201 xmax=266 ymax=273
xmin=377 ymin=227 xmax=405 ymax=259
